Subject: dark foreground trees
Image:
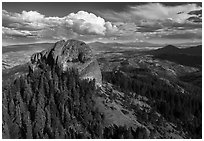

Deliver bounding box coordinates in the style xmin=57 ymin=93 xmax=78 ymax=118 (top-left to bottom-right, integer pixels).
xmin=2 ymin=61 xmax=147 ymax=139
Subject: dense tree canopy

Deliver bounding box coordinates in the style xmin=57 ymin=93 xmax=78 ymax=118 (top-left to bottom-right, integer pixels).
xmin=102 ymin=66 xmax=202 ymax=139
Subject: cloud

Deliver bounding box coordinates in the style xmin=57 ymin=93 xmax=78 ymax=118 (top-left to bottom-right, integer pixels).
xmin=105 ymin=21 xmax=118 ymax=33
xmin=161 ymin=32 xmax=202 ymax=39
xmin=129 ymin=3 xmax=201 ymax=23
xmin=160 ymin=29 xmax=202 ymax=39
xmin=2 ymin=10 xmax=119 ymax=45
xmin=66 ymin=11 xmax=106 ymax=35
xmin=2 ymin=10 xmax=47 ymax=31
xmin=21 ymin=10 xmax=45 ymax=22
xmin=144 ymin=27 xmax=202 ymax=42
xmin=2 ymin=3 xmax=202 ymax=45
xmin=98 ymin=3 xmax=202 ymax=33
xmin=2 ymin=10 xmax=118 ymax=36
xmin=96 ymin=10 xmax=132 ymax=22
xmin=65 ymin=11 xmax=118 ymax=35
xmin=2 ymin=27 xmax=36 ymax=37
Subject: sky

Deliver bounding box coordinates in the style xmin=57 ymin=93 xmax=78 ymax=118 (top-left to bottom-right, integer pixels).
xmin=2 ymin=2 xmax=202 ymax=46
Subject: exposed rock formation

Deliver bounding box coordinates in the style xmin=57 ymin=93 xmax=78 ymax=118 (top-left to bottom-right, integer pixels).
xmin=30 ymin=39 xmax=102 ymax=86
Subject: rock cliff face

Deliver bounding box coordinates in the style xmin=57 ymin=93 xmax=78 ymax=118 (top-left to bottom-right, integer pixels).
xmin=30 ymin=39 xmax=102 ymax=86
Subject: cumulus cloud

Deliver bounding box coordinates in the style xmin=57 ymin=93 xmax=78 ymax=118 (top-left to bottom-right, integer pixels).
xmin=65 ymin=11 xmax=107 ymax=35
xmin=21 ymin=10 xmax=45 ymax=22
xmin=65 ymin=11 xmax=118 ymax=35
xmin=105 ymin=21 xmax=118 ymax=33
xmin=3 ymin=10 xmax=47 ymax=31
xmin=2 ymin=10 xmax=118 ymax=36
xmin=2 ymin=9 xmax=119 ymax=45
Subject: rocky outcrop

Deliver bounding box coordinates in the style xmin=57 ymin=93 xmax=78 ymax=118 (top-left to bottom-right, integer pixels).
xmin=30 ymin=39 xmax=102 ymax=86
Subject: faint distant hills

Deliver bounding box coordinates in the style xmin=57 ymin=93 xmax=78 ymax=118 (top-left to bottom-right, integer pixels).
xmin=88 ymin=41 xmax=163 ymax=53
xmin=88 ymin=41 xmax=162 ymax=48
xmin=148 ymin=45 xmax=202 ymax=68
xmin=3 ymin=41 xmax=201 ymax=54
xmin=3 ymin=41 xmax=160 ymax=56
xmin=2 ymin=43 xmax=54 ymax=53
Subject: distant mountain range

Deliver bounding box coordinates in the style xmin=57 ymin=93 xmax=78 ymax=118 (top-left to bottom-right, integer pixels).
xmin=148 ymin=45 xmax=202 ymax=68
xmin=88 ymin=41 xmax=162 ymax=48
xmin=150 ymin=45 xmax=202 ymax=56
xmin=88 ymin=41 xmax=164 ymax=53
xmin=2 ymin=43 xmax=54 ymax=54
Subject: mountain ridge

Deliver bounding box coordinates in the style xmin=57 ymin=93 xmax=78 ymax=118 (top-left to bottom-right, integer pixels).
xmin=148 ymin=44 xmax=202 ymax=68
xmin=150 ymin=44 xmax=202 ymax=56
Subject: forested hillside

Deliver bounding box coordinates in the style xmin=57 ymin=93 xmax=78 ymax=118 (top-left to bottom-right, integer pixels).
xmin=2 ymin=60 xmax=147 ymax=139
xmin=103 ymin=66 xmax=202 ymax=138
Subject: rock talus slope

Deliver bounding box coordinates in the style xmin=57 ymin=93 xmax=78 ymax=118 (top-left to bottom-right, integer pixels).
xmin=30 ymin=39 xmax=102 ymax=86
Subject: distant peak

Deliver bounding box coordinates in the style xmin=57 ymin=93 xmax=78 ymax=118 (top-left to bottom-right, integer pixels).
xmin=164 ymin=45 xmax=178 ymax=49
